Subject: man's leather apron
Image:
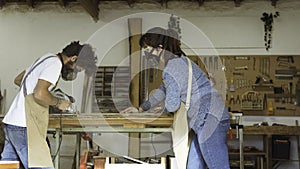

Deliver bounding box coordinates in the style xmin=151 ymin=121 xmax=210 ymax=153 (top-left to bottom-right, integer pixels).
xmin=21 ymin=56 xmax=56 ymax=168
xmin=25 ymin=94 xmax=53 ymax=168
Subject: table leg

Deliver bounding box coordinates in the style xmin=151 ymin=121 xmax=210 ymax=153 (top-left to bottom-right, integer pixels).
xmin=54 ymin=128 xmax=60 ymax=169
xmin=239 ymin=127 xmax=244 ymax=169
xmin=76 ymin=133 xmax=81 ymax=169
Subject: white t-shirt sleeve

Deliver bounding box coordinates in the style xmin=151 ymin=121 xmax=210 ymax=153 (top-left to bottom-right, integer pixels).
xmin=39 ymin=57 xmax=62 ymax=85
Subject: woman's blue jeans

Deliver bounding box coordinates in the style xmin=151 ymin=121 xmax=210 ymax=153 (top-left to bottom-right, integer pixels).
xmin=1 ymin=124 xmax=54 ymax=169
xmin=187 ymin=115 xmax=230 ymax=169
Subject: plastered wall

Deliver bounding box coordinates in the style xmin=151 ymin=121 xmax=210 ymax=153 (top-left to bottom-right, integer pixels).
xmin=1 ymin=1 xmax=300 ymax=168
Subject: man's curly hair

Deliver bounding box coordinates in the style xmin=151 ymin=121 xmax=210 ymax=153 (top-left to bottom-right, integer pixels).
xmin=61 ymin=41 xmax=98 ymax=76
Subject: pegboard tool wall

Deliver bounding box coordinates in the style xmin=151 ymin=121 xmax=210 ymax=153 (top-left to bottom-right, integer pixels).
xmin=221 ymin=55 xmax=300 ymax=116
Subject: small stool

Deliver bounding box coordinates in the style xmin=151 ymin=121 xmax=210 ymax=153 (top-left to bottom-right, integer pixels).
xmin=0 ymin=161 xmax=19 ymax=169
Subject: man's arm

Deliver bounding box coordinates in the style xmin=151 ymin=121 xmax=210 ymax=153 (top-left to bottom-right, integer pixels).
xmin=33 ymin=79 xmax=71 ymax=110
xmin=14 ymin=70 xmax=25 ymax=87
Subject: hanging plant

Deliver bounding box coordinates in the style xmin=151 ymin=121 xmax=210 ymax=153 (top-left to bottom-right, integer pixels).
xmin=168 ymin=14 xmax=181 ymax=40
xmin=260 ymin=11 xmax=280 ymax=51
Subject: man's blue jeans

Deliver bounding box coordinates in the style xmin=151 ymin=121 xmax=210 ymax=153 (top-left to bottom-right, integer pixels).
xmin=187 ymin=115 xmax=230 ymax=169
xmin=1 ymin=124 xmax=54 ymax=169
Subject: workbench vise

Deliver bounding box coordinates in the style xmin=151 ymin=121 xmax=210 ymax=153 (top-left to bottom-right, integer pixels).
xmin=230 ymin=112 xmax=243 ymax=139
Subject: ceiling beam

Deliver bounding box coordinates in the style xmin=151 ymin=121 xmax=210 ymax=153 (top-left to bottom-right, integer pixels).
xmin=160 ymin=0 xmax=167 ymax=7
xmin=198 ymin=0 xmax=204 ymax=6
xmin=0 ymin=0 xmax=6 ymax=8
xmin=58 ymin=0 xmax=68 ymax=7
xmin=127 ymin=0 xmax=135 ymax=7
xmin=26 ymin=0 xmax=35 ymax=8
xmin=234 ymin=0 xmax=241 ymax=7
xmin=78 ymin=0 xmax=99 ymax=22
xmin=271 ymin=0 xmax=278 ymax=7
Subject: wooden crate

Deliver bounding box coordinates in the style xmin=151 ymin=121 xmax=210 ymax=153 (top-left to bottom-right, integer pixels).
xmin=100 ymin=157 xmax=166 ymax=169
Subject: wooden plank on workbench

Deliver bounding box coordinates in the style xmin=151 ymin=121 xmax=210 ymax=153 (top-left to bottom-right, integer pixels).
xmin=243 ymin=126 xmax=300 ymax=135
xmin=48 ymin=113 xmax=173 ymax=128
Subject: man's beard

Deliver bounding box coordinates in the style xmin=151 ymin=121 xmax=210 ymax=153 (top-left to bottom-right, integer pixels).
xmin=61 ymin=61 xmax=77 ymax=81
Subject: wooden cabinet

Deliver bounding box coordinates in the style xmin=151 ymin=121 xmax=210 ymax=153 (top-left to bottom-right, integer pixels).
xmin=228 ymin=126 xmax=300 ymax=169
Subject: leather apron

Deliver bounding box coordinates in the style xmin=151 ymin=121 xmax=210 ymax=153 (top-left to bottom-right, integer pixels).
xmin=171 ymin=58 xmax=193 ymax=169
xmin=25 ymin=94 xmax=53 ymax=168
xmin=22 ymin=56 xmax=56 ymax=168
xmin=172 ymin=102 xmax=190 ymax=169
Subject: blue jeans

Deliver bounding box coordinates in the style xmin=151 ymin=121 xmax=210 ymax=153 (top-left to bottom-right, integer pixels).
xmin=1 ymin=124 xmax=54 ymax=169
xmin=187 ymin=115 xmax=230 ymax=169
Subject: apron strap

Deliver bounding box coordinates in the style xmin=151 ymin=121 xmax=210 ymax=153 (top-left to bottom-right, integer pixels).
xmin=185 ymin=57 xmax=192 ymax=110
xmin=21 ymin=56 xmax=57 ymax=96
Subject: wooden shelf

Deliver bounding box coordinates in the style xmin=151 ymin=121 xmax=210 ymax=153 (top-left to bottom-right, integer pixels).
xmin=266 ymin=94 xmax=296 ymax=98
xmin=93 ymin=66 xmax=131 ymax=113
xmin=229 ymin=152 xmax=267 ymax=156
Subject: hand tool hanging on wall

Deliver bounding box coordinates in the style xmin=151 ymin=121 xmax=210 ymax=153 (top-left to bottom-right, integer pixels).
xmin=221 ymin=57 xmax=226 ymax=71
xmin=296 ymin=79 xmax=300 ymax=106
xmin=236 ymin=95 xmax=241 ymax=105
xmin=241 ymin=91 xmax=263 ymax=110
xmin=278 ymin=61 xmax=294 ymax=68
xmin=203 ymin=56 xmax=207 ymax=68
xmin=214 ymin=56 xmax=218 ymax=70
xmin=234 ymin=66 xmax=248 ymax=71
xmin=234 ymin=56 xmax=250 ymax=60
xmin=253 ymin=57 xmax=256 ymax=71
xmin=209 ymin=56 xmax=213 ymax=70
xmin=276 ymin=56 xmax=294 ymax=63
xmin=289 ymin=82 xmax=293 ymax=104
xmin=259 ymin=57 xmax=262 ymax=74
xmin=229 ymin=95 xmax=235 ymax=105
xmin=233 ymin=72 xmax=244 ymax=76
xmin=227 ymin=56 xmax=232 ymax=72
xmin=266 ymin=57 xmax=270 ymax=77
xmin=230 ymin=79 xmax=235 ymax=92
xmin=275 ymin=68 xmax=298 ymax=80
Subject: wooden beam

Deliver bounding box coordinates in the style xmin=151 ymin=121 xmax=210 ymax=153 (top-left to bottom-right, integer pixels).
xmin=128 ymin=18 xmax=142 ymax=108
xmin=127 ymin=0 xmax=135 ymax=7
xmin=26 ymin=0 xmax=35 ymax=8
xmin=0 ymin=0 xmax=6 ymax=8
xmin=160 ymin=0 xmax=167 ymax=7
xmin=198 ymin=0 xmax=204 ymax=6
xmin=271 ymin=0 xmax=277 ymax=7
xmin=234 ymin=0 xmax=241 ymax=7
xmin=78 ymin=0 xmax=99 ymax=22
xmin=58 ymin=0 xmax=68 ymax=7
xmin=128 ymin=18 xmax=142 ymax=158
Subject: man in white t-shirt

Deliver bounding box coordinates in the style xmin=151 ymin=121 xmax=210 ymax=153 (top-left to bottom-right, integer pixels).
xmin=1 ymin=41 xmax=97 ymax=169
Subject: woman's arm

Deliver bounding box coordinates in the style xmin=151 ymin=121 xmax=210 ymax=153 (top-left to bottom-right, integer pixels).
xmin=139 ymin=83 xmax=166 ymax=111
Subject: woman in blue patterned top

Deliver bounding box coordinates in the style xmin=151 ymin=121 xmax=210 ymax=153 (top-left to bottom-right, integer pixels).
xmin=138 ymin=27 xmax=230 ymax=169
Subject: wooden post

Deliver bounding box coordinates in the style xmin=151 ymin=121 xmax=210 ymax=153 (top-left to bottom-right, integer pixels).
xmin=128 ymin=18 xmax=142 ymax=108
xmin=128 ymin=18 xmax=142 ymax=158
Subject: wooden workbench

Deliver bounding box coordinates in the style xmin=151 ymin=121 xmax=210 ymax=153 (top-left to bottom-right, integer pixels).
xmin=48 ymin=113 xmax=173 ymax=169
xmin=243 ymin=125 xmax=300 ymax=135
xmin=233 ymin=125 xmax=300 ymax=169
